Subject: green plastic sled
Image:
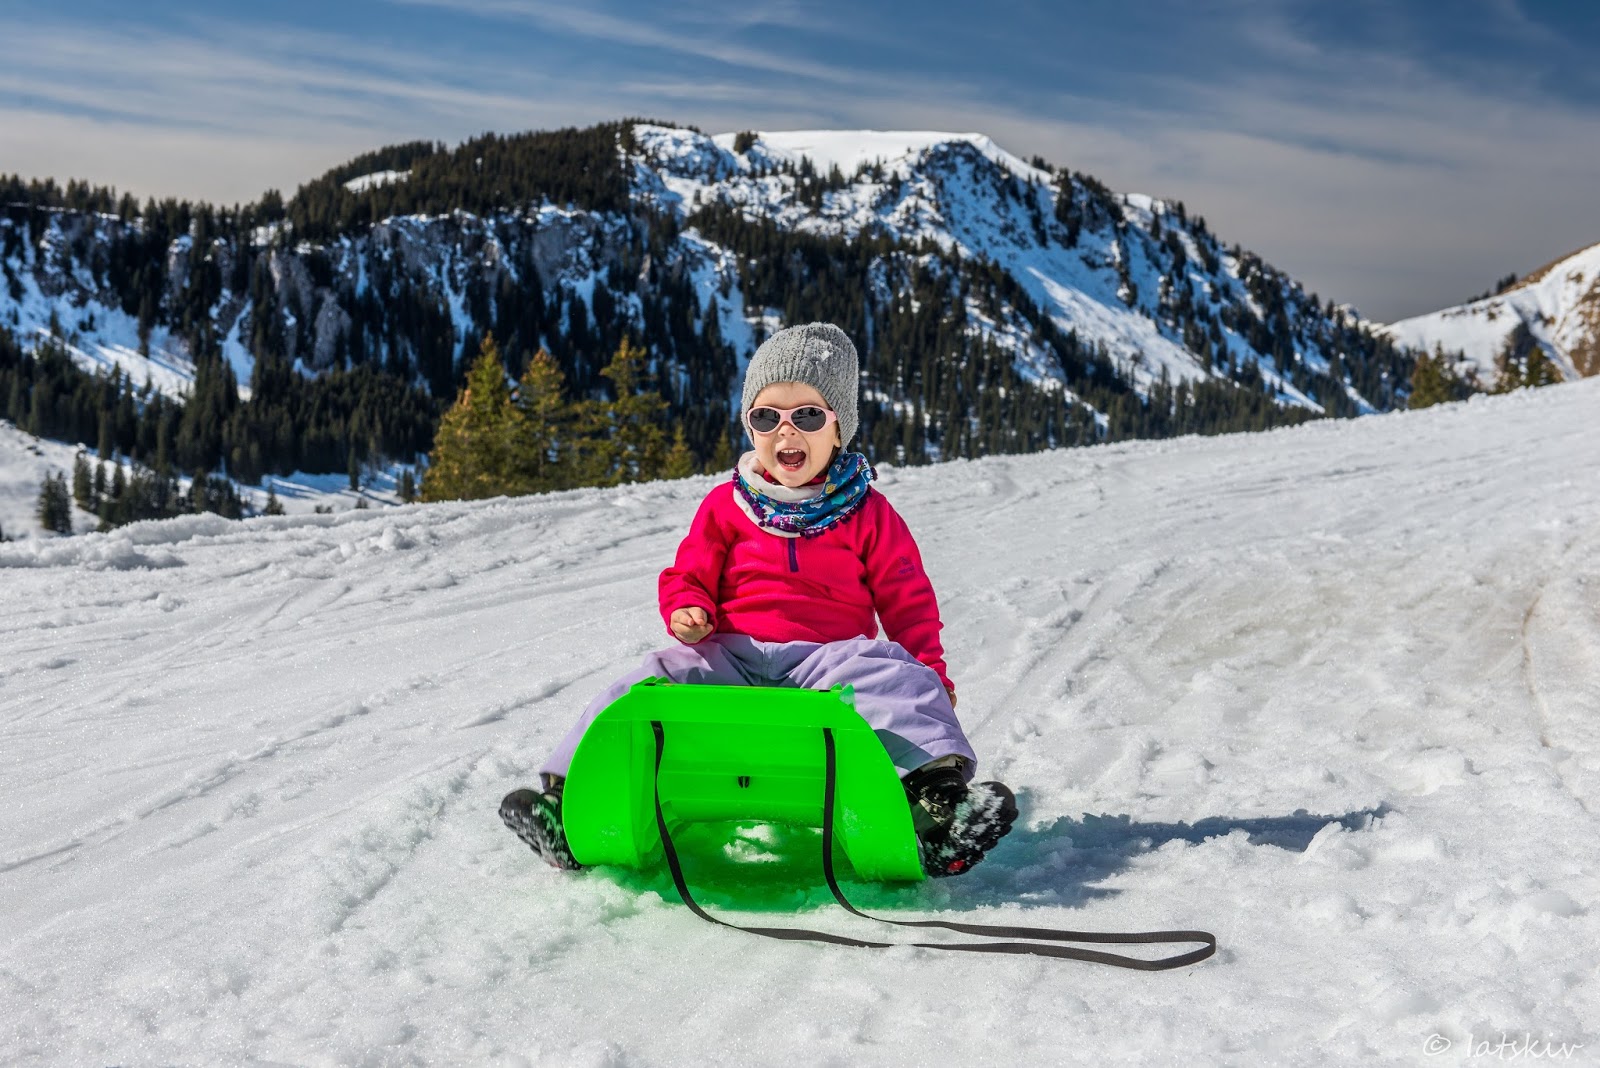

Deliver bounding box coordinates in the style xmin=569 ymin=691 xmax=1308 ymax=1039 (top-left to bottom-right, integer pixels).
xmin=562 ymin=679 xmax=924 ymax=882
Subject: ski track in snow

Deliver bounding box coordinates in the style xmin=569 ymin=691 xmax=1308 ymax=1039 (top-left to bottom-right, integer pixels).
xmin=3 ymin=384 xmax=1600 ymax=1065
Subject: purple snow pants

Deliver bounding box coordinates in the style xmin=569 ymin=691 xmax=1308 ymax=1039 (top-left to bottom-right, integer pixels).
xmin=541 ymin=634 xmax=976 ymax=781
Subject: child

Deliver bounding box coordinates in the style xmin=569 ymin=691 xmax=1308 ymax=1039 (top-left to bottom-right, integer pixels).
xmin=501 ymin=323 xmax=1016 ymax=877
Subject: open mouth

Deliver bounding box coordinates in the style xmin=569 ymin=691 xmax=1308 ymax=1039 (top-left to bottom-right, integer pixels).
xmin=776 ymin=448 xmax=808 ymax=472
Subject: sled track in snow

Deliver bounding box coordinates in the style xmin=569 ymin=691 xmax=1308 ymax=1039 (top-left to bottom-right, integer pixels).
xmin=1518 ymin=531 xmax=1598 ymax=817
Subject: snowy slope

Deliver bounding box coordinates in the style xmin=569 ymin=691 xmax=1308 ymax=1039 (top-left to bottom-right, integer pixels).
xmin=1382 ymin=240 xmax=1600 ymax=386
xmin=0 ymin=418 xmax=408 ymax=536
xmin=0 ymin=419 xmax=91 ymax=539
xmin=3 ymin=382 xmax=1599 ymax=1065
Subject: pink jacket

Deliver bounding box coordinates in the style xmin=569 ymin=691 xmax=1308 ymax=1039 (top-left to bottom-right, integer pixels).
xmin=658 ymin=482 xmax=952 ymax=693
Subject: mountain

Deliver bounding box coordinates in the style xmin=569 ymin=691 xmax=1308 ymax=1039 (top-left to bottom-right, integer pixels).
xmin=628 ymin=125 xmax=1392 ymax=408
xmin=3 ymin=373 xmax=1597 ymax=1063
xmin=1381 ymin=240 xmax=1600 ymax=388
xmin=3 ymin=121 xmax=1414 ymax=489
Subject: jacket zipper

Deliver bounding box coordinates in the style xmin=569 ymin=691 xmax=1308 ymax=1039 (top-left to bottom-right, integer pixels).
xmin=787 ymin=538 xmax=799 ymax=573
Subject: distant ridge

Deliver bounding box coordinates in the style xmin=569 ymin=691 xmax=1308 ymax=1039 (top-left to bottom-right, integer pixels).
xmin=1382 ymin=239 xmax=1600 ymax=385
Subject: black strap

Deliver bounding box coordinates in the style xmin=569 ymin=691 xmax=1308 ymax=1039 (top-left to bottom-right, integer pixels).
xmin=649 ymin=721 xmax=894 ymax=948
xmin=815 ymin=728 xmax=1217 ymax=970
xmin=648 ymin=720 xmax=1216 ymax=969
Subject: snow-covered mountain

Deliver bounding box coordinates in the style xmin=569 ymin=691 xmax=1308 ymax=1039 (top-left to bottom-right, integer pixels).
xmin=2 ymin=122 xmax=1408 ymax=439
xmin=633 ymin=126 xmax=1264 ymax=398
xmin=3 ymin=376 xmax=1597 ymax=1064
xmin=1381 ymin=240 xmax=1600 ymax=387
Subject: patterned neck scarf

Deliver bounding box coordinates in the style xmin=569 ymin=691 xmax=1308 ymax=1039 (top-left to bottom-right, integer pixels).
xmin=733 ymin=450 xmax=876 ymax=538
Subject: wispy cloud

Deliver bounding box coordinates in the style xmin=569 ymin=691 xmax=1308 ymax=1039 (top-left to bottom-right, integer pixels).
xmin=385 ymin=0 xmax=875 ymax=86
xmin=0 ymin=16 xmax=552 ymax=135
xmin=0 ymin=11 xmax=632 ymax=199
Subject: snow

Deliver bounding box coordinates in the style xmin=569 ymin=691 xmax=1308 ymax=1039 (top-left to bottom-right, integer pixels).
xmin=49 ymin=330 xmax=201 ymax=401
xmin=3 ymin=375 xmax=1599 ymax=1063
xmin=717 ymin=129 xmax=1048 ymax=185
xmin=1382 ymin=241 xmax=1600 ymax=386
xmin=344 ymin=170 xmax=411 ymax=194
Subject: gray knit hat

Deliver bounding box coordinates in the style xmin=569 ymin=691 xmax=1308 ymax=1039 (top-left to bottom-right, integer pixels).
xmin=741 ymin=323 xmax=860 ymax=446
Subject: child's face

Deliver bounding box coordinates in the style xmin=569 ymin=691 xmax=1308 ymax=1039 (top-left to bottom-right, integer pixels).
xmin=746 ymin=382 xmax=842 ymax=488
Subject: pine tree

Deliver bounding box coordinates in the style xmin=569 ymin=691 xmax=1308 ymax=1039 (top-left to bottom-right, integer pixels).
xmin=97 ymin=409 xmax=114 ymax=460
xmin=174 ymin=352 xmax=238 ymax=473
xmin=421 ymin=334 xmax=530 ymax=501
xmin=72 ymin=452 xmax=92 ymax=509
xmin=661 ymin=425 xmax=695 ymax=479
xmin=708 ymin=432 xmax=736 ymax=474
xmin=264 ymin=484 xmax=285 ymax=515
xmin=1524 ymin=348 xmax=1562 ymax=387
xmin=513 ymin=347 xmax=575 ymax=493
xmin=1408 ymin=348 xmax=1470 ymax=410
xmin=578 ymin=337 xmax=667 ymax=486
xmin=36 ymin=471 xmax=72 ymax=534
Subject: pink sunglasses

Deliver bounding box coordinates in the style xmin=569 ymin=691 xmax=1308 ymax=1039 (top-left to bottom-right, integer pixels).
xmin=744 ymin=404 xmax=838 ymax=435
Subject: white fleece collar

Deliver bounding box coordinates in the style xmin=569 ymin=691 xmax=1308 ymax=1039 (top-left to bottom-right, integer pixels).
xmin=732 ymin=450 xmax=822 ymax=537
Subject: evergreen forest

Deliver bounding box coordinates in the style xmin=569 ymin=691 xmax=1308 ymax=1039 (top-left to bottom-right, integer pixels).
xmin=2 ymin=120 xmax=1453 ymax=529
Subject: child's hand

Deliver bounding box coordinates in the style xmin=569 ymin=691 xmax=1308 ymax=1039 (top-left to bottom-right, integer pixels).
xmin=670 ymin=607 xmax=714 ymax=644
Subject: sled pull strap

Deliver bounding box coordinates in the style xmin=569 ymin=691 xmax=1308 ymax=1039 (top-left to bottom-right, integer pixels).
xmin=817 ymin=729 xmax=1218 ymax=971
xmin=649 ymin=721 xmax=894 ymax=949
xmin=648 ymin=720 xmax=1216 ymax=969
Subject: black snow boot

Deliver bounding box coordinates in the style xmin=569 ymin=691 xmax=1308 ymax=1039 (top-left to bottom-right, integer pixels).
xmin=904 ymin=759 xmax=1017 ymax=878
xmin=500 ymin=774 xmax=582 ymax=871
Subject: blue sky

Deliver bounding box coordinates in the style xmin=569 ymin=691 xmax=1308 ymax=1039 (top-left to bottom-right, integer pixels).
xmin=3 ymin=0 xmax=1598 ymax=322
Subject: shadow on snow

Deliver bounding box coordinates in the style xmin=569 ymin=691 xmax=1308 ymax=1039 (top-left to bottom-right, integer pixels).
xmin=583 ymin=803 xmax=1391 ymax=915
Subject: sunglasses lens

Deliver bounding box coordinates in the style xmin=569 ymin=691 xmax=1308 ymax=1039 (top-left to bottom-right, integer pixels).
xmin=747 ymin=405 xmax=832 ymax=433
xmin=792 ymin=407 xmax=827 ymax=432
